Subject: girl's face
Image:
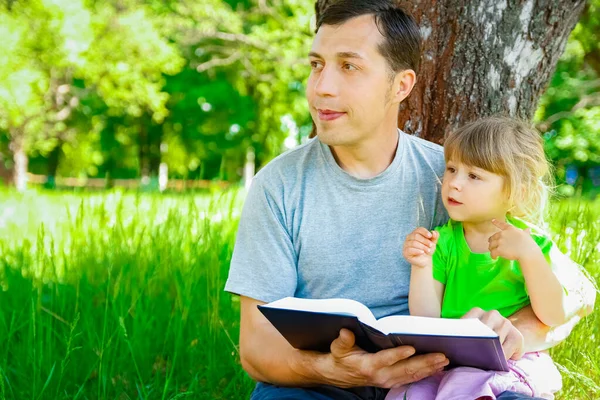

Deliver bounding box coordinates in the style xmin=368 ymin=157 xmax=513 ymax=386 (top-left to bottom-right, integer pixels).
xmin=441 ymin=159 xmax=511 ymax=223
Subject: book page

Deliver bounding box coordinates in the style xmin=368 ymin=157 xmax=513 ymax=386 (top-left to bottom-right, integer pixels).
xmin=376 ymin=315 xmax=497 ymax=337
xmin=263 ymin=297 xmax=378 ymax=327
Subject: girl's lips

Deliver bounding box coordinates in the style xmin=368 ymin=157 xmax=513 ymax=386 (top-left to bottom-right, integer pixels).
xmin=318 ymin=109 xmax=346 ymax=121
xmin=447 ymin=197 xmax=463 ymax=206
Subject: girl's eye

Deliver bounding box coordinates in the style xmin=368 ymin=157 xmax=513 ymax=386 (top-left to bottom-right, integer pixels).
xmin=446 ymin=167 xmax=456 ymax=173
xmin=469 ymin=173 xmax=480 ymax=180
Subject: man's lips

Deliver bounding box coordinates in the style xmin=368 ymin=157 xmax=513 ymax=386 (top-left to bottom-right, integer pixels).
xmin=447 ymin=197 xmax=463 ymax=206
xmin=317 ymin=109 xmax=346 ymax=121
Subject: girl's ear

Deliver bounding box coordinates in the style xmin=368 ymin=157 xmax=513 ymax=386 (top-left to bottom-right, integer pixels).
xmin=508 ymin=184 xmax=527 ymax=216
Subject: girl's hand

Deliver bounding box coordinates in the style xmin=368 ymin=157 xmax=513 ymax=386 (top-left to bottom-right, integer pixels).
xmin=488 ymin=219 xmax=540 ymax=262
xmin=403 ymin=227 xmax=439 ymax=268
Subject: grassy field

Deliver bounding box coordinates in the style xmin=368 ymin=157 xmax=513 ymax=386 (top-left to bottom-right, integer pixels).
xmin=0 ymin=188 xmax=597 ymax=399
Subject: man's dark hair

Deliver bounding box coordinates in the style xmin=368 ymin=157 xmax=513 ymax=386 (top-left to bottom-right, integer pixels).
xmin=316 ymin=0 xmax=421 ymax=74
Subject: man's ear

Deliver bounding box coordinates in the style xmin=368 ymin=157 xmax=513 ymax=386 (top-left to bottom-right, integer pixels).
xmin=392 ymin=69 xmax=416 ymax=104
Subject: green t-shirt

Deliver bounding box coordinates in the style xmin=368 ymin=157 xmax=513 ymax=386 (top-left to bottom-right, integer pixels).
xmin=432 ymin=217 xmax=554 ymax=319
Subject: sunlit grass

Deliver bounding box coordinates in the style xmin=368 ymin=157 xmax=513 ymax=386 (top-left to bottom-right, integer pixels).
xmin=0 ymin=189 xmax=597 ymax=399
xmin=545 ymin=199 xmax=600 ymax=399
xmin=0 ymin=188 xmax=252 ymax=399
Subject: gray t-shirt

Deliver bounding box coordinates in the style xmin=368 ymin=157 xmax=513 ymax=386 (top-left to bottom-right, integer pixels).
xmin=225 ymin=130 xmax=448 ymax=319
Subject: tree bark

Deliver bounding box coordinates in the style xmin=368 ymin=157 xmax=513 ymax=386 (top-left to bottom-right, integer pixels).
xmin=0 ymin=154 xmax=12 ymax=185
xmin=9 ymin=133 xmax=28 ymax=192
xmin=139 ymin=118 xmax=163 ymax=189
xmin=46 ymin=141 xmax=62 ymax=189
xmin=139 ymin=122 xmax=150 ymax=183
xmin=314 ymin=0 xmax=586 ymax=144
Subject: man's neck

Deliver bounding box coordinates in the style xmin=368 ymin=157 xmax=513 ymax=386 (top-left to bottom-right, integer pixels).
xmin=329 ymin=128 xmax=399 ymax=179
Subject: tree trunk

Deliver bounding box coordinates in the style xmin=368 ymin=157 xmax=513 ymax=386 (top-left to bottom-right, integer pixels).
xmin=0 ymin=154 xmax=12 ymax=185
xmin=9 ymin=134 xmax=28 ymax=192
xmin=139 ymin=118 xmax=163 ymax=190
xmin=148 ymin=123 xmax=163 ymax=179
xmin=314 ymin=0 xmax=586 ymax=144
xmin=46 ymin=142 xmax=62 ymax=189
xmin=139 ymin=122 xmax=150 ymax=185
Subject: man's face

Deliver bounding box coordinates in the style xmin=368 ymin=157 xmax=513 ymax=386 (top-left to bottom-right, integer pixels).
xmin=307 ymin=15 xmax=399 ymax=147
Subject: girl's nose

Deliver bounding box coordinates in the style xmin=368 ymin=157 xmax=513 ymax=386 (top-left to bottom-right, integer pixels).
xmin=449 ymin=176 xmax=462 ymax=191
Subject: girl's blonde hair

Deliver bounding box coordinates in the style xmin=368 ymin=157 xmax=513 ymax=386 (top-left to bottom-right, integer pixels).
xmin=444 ymin=116 xmax=553 ymax=224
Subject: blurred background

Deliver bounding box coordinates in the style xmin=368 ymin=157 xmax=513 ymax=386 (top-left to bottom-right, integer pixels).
xmin=0 ymin=1 xmax=598 ymax=399
xmin=1 ymin=0 xmax=314 ymax=193
xmin=0 ymin=0 xmax=598 ymax=196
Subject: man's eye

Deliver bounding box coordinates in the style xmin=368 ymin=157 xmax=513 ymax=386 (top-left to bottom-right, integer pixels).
xmin=310 ymin=61 xmax=323 ymax=70
xmin=342 ymin=63 xmax=357 ymax=71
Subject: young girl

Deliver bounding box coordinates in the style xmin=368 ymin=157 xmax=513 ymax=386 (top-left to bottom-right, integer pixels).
xmin=386 ymin=117 xmax=570 ymax=400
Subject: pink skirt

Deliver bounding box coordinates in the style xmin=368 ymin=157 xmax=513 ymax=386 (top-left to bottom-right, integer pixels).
xmin=385 ymin=352 xmax=562 ymax=400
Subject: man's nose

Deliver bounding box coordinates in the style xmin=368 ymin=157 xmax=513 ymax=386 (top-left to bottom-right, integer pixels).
xmin=314 ymin=66 xmax=339 ymax=97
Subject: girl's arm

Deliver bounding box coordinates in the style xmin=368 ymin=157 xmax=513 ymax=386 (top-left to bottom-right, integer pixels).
xmin=509 ymin=254 xmax=595 ymax=352
xmin=518 ymin=251 xmax=568 ymax=327
xmin=489 ymin=219 xmax=568 ymax=327
xmin=403 ymin=227 xmax=445 ymax=317
xmin=409 ymin=265 xmax=445 ymax=317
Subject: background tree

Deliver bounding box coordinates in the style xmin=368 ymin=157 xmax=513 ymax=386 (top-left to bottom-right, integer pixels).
xmin=1 ymin=0 xmax=597 ymax=193
xmin=315 ymin=0 xmax=587 ymax=143
xmin=535 ymin=0 xmax=600 ymax=194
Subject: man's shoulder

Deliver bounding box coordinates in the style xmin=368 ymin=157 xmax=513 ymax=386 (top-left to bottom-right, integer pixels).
xmin=252 ymin=138 xmax=320 ymax=188
xmin=255 ymin=138 xmax=319 ymax=177
xmin=401 ymin=132 xmax=445 ymax=179
xmin=403 ymin=132 xmax=444 ymax=160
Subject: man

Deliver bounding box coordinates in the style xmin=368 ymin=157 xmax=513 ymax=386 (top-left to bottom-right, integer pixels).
xmin=225 ymin=1 xmax=596 ymax=399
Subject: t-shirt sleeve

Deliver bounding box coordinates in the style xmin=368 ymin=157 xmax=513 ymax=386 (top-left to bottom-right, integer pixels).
xmin=224 ymin=175 xmax=298 ymax=302
xmin=432 ymin=225 xmax=449 ymax=285
xmin=532 ymin=233 xmax=553 ymax=262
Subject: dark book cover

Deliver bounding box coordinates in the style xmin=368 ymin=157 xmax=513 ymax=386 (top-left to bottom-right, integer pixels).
xmin=258 ymin=306 xmax=509 ymax=372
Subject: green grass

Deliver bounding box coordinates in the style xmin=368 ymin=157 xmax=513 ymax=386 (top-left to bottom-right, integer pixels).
xmin=0 ymin=188 xmax=253 ymax=399
xmin=544 ymin=199 xmax=600 ymax=399
xmin=0 ymin=189 xmax=597 ymax=399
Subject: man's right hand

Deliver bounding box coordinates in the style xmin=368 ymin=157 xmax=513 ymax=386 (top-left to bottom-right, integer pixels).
xmin=325 ymin=328 xmax=449 ymax=388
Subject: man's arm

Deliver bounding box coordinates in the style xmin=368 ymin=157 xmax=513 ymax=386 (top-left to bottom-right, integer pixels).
xmin=509 ymin=265 xmax=596 ymax=353
xmin=465 ymin=258 xmax=596 ymax=359
xmin=488 ymin=219 xmax=597 ymax=352
xmin=508 ymin=306 xmax=579 ymax=354
xmin=239 ymin=296 xmax=449 ymax=388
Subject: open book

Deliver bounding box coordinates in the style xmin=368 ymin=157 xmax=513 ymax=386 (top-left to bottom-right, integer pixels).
xmin=258 ymin=297 xmax=508 ymax=371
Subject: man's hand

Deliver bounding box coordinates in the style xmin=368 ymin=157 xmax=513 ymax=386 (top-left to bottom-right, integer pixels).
xmin=325 ymin=329 xmax=449 ymax=388
xmin=403 ymin=227 xmax=440 ymax=268
xmin=488 ymin=219 xmax=540 ymax=262
xmin=462 ymin=308 xmax=524 ymax=360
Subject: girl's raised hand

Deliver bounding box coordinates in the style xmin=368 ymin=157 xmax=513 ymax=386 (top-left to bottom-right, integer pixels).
xmin=403 ymin=227 xmax=439 ymax=268
xmin=488 ymin=219 xmax=539 ymax=261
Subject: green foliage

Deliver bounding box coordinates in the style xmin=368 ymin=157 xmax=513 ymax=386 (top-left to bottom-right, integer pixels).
xmin=535 ymin=0 xmax=600 ymax=193
xmin=0 ymin=0 xmax=313 ymax=182
xmin=0 ymin=2 xmax=49 ymax=146
xmin=159 ymin=0 xmax=313 ymax=177
xmin=2 ymin=0 xmax=597 ymax=186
